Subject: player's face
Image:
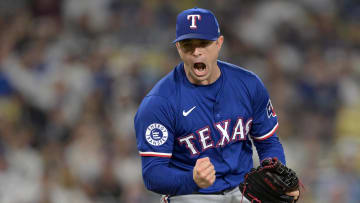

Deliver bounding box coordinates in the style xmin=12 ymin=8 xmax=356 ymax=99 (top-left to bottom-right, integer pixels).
xmin=176 ymin=36 xmax=224 ymax=85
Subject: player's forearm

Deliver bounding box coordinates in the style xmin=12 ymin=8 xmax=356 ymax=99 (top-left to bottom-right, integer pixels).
xmin=253 ymin=134 xmax=286 ymax=165
xmin=141 ymin=156 xmax=199 ymax=195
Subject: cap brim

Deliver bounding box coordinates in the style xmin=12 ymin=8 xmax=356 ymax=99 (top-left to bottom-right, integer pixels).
xmin=173 ymin=33 xmax=219 ymax=43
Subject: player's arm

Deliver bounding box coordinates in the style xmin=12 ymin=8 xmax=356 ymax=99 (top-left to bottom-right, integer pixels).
xmin=141 ymin=155 xmax=214 ymax=195
xmin=247 ymin=76 xmax=300 ymax=201
xmin=141 ymin=156 xmax=199 ymax=195
xmin=134 ymin=95 xmax=199 ymax=195
xmin=249 ymin=76 xmax=286 ymax=164
xmin=252 ymin=133 xmax=286 ymax=164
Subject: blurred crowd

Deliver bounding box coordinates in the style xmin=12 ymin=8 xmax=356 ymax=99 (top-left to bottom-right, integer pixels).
xmin=0 ymin=0 xmax=359 ymax=203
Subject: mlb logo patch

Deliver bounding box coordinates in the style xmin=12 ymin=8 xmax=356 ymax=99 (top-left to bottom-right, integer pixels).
xmin=266 ymin=100 xmax=276 ymax=118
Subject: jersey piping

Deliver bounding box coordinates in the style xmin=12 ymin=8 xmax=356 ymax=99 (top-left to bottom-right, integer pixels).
xmin=139 ymin=151 xmax=172 ymax=158
xmin=251 ymin=122 xmax=279 ymax=141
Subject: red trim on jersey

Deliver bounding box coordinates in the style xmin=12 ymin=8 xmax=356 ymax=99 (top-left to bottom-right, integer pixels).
xmin=139 ymin=151 xmax=172 ymax=158
xmin=252 ymin=123 xmax=279 ymax=141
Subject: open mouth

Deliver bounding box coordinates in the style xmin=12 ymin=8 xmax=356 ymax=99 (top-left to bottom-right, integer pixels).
xmin=193 ymin=62 xmax=207 ymax=77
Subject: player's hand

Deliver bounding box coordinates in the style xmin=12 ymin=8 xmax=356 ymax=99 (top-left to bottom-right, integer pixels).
xmin=193 ymin=157 xmax=216 ymax=188
xmin=286 ymin=190 xmax=300 ymax=202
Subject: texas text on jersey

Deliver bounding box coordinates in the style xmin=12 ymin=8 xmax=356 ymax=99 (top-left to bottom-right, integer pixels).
xmin=134 ymin=60 xmax=284 ymax=195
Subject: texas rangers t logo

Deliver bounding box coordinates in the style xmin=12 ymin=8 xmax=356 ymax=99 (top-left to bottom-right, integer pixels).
xmin=187 ymin=14 xmax=201 ymax=29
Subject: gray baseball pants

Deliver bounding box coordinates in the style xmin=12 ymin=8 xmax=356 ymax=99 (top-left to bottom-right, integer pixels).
xmin=160 ymin=187 xmax=251 ymax=203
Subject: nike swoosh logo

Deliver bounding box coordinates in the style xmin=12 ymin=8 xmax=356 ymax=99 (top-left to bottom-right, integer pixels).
xmin=183 ymin=106 xmax=196 ymax=116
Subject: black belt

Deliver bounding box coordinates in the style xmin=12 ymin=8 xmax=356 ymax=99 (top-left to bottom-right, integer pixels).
xmin=193 ymin=186 xmax=237 ymax=195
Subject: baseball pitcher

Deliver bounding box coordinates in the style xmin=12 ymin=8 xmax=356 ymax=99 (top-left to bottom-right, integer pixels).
xmin=134 ymin=7 xmax=300 ymax=203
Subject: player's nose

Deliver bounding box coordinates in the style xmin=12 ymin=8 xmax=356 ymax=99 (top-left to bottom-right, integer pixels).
xmin=192 ymin=47 xmax=203 ymax=56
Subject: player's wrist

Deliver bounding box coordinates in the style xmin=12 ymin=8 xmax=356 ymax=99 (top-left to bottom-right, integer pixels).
xmin=188 ymin=170 xmax=201 ymax=192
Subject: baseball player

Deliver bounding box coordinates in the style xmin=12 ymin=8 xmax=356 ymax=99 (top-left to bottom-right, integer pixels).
xmin=134 ymin=7 xmax=300 ymax=203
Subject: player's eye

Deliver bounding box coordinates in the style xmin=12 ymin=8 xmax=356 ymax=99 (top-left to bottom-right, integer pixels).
xmin=180 ymin=43 xmax=194 ymax=53
xmin=199 ymin=40 xmax=212 ymax=47
xmin=179 ymin=39 xmax=212 ymax=53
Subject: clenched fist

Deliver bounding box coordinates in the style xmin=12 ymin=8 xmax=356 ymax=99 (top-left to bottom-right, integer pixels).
xmin=193 ymin=157 xmax=216 ymax=188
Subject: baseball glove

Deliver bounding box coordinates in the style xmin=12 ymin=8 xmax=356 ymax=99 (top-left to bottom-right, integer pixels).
xmin=239 ymin=157 xmax=300 ymax=203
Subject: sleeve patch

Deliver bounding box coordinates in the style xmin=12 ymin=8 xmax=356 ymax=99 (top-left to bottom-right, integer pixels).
xmin=145 ymin=123 xmax=169 ymax=146
xmin=266 ymin=99 xmax=277 ymax=118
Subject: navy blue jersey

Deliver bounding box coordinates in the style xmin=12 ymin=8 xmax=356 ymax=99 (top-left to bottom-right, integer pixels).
xmin=134 ymin=60 xmax=285 ymax=195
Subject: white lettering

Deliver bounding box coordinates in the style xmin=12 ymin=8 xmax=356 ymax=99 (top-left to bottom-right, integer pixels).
xmin=245 ymin=118 xmax=253 ymax=136
xmin=197 ymin=127 xmax=214 ymax=151
xmin=187 ymin=14 xmax=201 ymax=29
xmin=215 ymin=120 xmax=231 ymax=147
xmin=178 ymin=134 xmax=199 ymax=155
xmin=232 ymin=118 xmax=245 ymax=140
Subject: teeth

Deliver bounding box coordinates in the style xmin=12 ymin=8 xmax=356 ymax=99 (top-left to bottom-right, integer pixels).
xmin=194 ymin=63 xmax=206 ymax=70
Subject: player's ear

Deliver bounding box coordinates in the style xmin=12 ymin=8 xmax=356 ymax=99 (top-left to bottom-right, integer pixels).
xmin=175 ymin=42 xmax=185 ymax=58
xmin=175 ymin=42 xmax=182 ymax=53
xmin=216 ymin=35 xmax=224 ymax=51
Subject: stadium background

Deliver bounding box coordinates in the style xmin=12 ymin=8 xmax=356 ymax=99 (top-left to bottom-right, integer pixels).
xmin=0 ymin=0 xmax=359 ymax=202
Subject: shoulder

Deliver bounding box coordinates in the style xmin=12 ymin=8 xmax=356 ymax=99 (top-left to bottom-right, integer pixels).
xmin=147 ymin=64 xmax=182 ymax=99
xmin=219 ymin=60 xmax=264 ymax=88
xmin=135 ymin=64 xmax=183 ymax=120
xmin=135 ymin=94 xmax=173 ymax=123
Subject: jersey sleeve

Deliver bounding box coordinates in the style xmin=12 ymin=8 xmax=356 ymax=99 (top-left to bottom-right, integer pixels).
xmin=134 ymin=95 xmax=175 ymax=158
xmin=134 ymin=95 xmax=200 ymax=195
xmin=250 ymin=77 xmax=278 ymax=141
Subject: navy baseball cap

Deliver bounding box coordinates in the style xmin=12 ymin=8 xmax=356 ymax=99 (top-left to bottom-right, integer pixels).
xmin=173 ymin=7 xmax=220 ymax=43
